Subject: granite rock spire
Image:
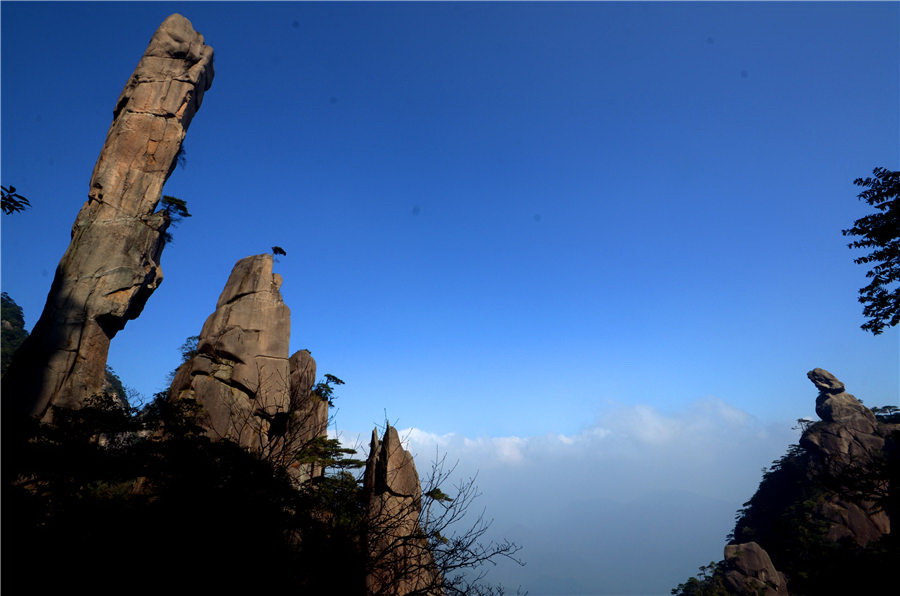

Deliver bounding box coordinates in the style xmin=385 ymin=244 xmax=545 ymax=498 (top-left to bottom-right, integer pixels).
xmin=364 ymin=425 xmax=441 ymax=595
xmin=4 ymin=14 xmax=214 ymax=420
xmin=168 ymin=254 xmax=291 ymax=453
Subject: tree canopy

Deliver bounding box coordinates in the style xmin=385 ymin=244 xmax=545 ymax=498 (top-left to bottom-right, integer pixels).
xmin=842 ymin=167 xmax=899 ymax=334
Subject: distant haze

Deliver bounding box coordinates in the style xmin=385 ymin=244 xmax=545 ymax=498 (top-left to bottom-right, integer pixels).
xmin=339 ymin=397 xmax=799 ymax=594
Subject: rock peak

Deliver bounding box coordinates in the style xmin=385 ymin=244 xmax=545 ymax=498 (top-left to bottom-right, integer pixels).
xmin=168 ymin=254 xmax=290 ymax=452
xmin=807 ymin=368 xmax=846 ymax=395
xmin=3 ymin=14 xmax=213 ymax=420
xmin=364 ymin=424 xmax=439 ymax=594
xmin=806 ymin=368 xmax=873 ymax=424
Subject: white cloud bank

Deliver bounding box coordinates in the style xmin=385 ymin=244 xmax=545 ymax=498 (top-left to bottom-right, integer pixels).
xmin=341 ymin=398 xmax=798 ymax=595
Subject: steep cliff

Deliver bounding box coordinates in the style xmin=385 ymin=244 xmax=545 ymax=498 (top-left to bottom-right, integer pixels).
xmin=676 ymin=368 xmax=899 ymax=595
xmin=3 ymin=14 xmax=214 ymax=420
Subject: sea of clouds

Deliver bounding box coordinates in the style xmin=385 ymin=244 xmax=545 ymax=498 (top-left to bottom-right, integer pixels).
xmin=336 ymin=397 xmax=799 ymax=595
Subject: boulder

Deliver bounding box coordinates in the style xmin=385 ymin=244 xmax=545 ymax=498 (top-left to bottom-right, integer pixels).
xmin=808 ymin=368 xmax=876 ymax=426
xmin=4 ymin=14 xmax=213 ymax=420
xmin=722 ymin=542 xmax=788 ymax=595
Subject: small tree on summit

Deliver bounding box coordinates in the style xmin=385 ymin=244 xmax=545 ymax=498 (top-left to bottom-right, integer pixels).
xmin=842 ymin=167 xmax=899 ymax=334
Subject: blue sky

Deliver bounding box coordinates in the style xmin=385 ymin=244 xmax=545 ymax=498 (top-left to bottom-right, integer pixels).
xmin=2 ymin=2 xmax=898 ymax=594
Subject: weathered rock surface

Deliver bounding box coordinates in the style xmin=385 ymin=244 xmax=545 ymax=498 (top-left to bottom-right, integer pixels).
xmin=711 ymin=368 xmax=900 ymax=594
xmin=283 ymin=349 xmax=329 ymax=482
xmin=364 ymin=425 xmax=440 ymax=595
xmin=799 ymin=368 xmax=894 ymax=545
xmin=168 ymin=254 xmax=291 ymax=453
xmin=808 ymin=368 xmax=876 ymax=427
xmin=722 ymin=542 xmax=788 ymax=596
xmin=4 ymin=14 xmax=213 ymax=420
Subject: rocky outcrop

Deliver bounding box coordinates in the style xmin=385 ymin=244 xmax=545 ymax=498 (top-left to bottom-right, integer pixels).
xmin=799 ymin=368 xmax=894 ymax=545
xmin=168 ymin=254 xmax=291 ymax=453
xmin=364 ymin=425 xmax=440 ymax=595
xmin=698 ymin=368 xmax=900 ymax=595
xmin=803 ymin=368 xmax=884 ymax=459
xmin=283 ymin=349 xmax=329 ymax=482
xmin=3 ymin=14 xmax=213 ymax=420
xmin=722 ymin=542 xmax=788 ymax=596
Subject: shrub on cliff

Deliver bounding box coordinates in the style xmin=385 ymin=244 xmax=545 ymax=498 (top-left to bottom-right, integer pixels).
xmin=1 ymin=292 xmax=28 ymax=376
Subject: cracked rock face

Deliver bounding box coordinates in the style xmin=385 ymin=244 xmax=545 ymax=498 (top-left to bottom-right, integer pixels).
xmin=808 ymin=367 xmax=875 ymax=427
xmin=723 ymin=542 xmax=788 ymax=596
xmin=799 ymin=368 xmax=894 ymax=545
xmin=4 ymin=14 xmax=213 ymax=420
xmin=168 ymin=254 xmax=290 ymax=453
xmin=803 ymin=368 xmax=882 ymax=460
xmin=364 ymin=425 xmax=439 ymax=595
xmin=283 ymin=349 xmax=329 ymax=482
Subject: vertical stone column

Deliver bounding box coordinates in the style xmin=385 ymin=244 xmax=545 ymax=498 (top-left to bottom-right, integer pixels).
xmin=4 ymin=14 xmax=214 ymax=420
xmin=168 ymin=254 xmax=291 ymax=454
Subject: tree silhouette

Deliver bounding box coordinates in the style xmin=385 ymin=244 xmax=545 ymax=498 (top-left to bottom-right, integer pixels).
xmin=160 ymin=195 xmax=191 ymax=220
xmin=842 ymin=167 xmax=900 ymax=334
xmin=1 ymin=185 xmax=31 ymax=215
xmin=157 ymin=195 xmax=192 ymax=244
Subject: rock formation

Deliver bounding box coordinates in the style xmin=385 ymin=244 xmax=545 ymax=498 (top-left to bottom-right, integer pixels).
xmin=364 ymin=425 xmax=440 ymax=595
xmin=693 ymin=368 xmax=899 ymax=595
xmin=3 ymin=14 xmax=214 ymax=420
xmin=799 ymin=367 xmax=894 ymax=545
xmin=167 ymin=255 xmax=331 ymax=471
xmin=284 ymin=349 xmax=329 ymax=482
xmin=721 ymin=542 xmax=788 ymax=596
xmin=168 ymin=254 xmax=291 ymax=453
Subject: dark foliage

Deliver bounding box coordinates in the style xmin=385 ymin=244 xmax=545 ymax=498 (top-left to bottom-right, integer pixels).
xmin=312 ymin=373 xmax=345 ymax=406
xmin=3 ymin=383 xmax=519 ymax=595
xmin=729 ymin=444 xmax=834 ymax=589
xmin=734 ymin=438 xmax=900 ymax=594
xmin=104 ymin=364 xmax=127 ymax=403
xmin=842 ymin=167 xmax=900 ymax=334
xmin=1 ymin=185 xmax=31 ymax=214
xmin=675 ymin=406 xmax=900 ymax=596
xmin=3 ymin=394 xmax=337 ymax=594
xmin=157 ymin=195 xmax=192 ymax=244
xmin=177 ymin=334 xmax=200 ymax=362
xmin=163 ymin=334 xmax=200 ymax=386
xmin=670 ymin=561 xmax=728 ymax=596
xmin=1 ymin=292 xmax=28 ymax=375
xmin=175 ymin=144 xmax=187 ymax=169
xmin=160 ymin=194 xmax=191 ymax=220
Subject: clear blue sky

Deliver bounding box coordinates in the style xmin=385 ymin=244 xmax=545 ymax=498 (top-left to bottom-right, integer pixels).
xmin=2 ymin=2 xmax=898 ymax=593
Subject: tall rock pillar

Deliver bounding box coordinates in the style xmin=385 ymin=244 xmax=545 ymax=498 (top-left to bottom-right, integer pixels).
xmin=168 ymin=254 xmax=291 ymax=453
xmin=4 ymin=14 xmax=214 ymax=420
xmin=364 ymin=425 xmax=440 ymax=595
